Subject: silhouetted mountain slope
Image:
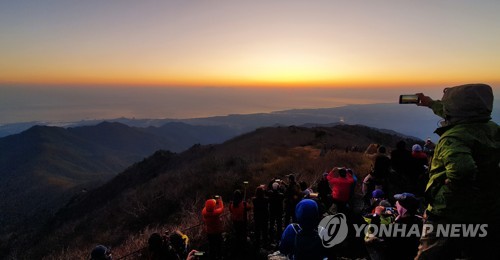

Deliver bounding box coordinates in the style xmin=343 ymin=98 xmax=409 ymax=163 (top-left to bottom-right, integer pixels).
xmin=25 ymin=125 xmax=420 ymax=259
xmin=0 ymin=123 xmax=174 ymax=235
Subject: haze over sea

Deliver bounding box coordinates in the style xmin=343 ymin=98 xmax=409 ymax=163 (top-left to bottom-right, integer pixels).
xmin=0 ymin=85 xmax=483 ymax=125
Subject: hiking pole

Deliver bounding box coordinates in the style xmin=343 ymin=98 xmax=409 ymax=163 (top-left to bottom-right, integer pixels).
xmin=243 ymin=181 xmax=249 ymax=201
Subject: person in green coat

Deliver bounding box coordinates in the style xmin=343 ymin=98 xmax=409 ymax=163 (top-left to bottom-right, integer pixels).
xmin=413 ymin=84 xmax=500 ymax=259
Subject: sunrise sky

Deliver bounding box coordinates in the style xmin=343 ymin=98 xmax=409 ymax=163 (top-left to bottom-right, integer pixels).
xmin=1 ymin=1 xmax=500 ymax=88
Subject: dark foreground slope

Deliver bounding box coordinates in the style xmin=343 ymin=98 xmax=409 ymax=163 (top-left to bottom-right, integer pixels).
xmin=21 ymin=125 xmax=420 ymax=259
xmin=0 ymin=122 xmax=172 ymax=235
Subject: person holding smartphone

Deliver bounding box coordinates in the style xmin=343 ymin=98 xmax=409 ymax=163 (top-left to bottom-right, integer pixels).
xmin=202 ymin=195 xmax=224 ymax=260
xmin=413 ymin=84 xmax=500 ymax=259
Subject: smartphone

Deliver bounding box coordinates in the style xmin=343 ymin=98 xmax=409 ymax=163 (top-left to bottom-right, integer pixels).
xmin=214 ymin=195 xmax=220 ymax=199
xmin=399 ymin=94 xmax=419 ymax=104
xmin=194 ymin=251 xmax=205 ymax=256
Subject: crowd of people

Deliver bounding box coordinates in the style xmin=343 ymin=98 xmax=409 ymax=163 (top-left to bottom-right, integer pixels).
xmin=196 ymin=147 xmax=434 ymax=260
xmin=90 ymin=84 xmax=499 ymax=260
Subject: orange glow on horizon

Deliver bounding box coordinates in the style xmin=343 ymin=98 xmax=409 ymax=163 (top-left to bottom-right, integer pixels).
xmin=3 ymin=73 xmax=498 ymax=89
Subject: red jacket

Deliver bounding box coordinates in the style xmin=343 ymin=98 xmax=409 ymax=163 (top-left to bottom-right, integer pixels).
xmin=327 ymin=171 xmax=354 ymax=203
xmin=202 ymin=199 xmax=224 ymax=234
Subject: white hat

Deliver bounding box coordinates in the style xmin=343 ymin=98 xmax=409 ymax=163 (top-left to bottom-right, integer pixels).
xmin=412 ymin=144 xmax=422 ymax=152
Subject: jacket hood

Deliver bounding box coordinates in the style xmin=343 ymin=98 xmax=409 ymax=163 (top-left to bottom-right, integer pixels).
xmin=205 ymin=199 xmax=216 ymax=212
xmin=295 ymin=199 xmax=319 ymax=230
xmin=441 ymin=83 xmax=493 ymax=125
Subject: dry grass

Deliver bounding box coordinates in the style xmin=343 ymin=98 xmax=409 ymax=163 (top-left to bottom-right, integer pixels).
xmin=37 ymin=125 xmax=410 ymax=259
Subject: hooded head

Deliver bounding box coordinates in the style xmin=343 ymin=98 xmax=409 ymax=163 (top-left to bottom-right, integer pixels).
xmin=295 ymin=199 xmax=319 ymax=230
xmin=205 ymin=199 xmax=217 ymax=212
xmin=412 ymin=144 xmax=422 ymax=152
xmin=440 ymin=84 xmax=493 ymax=125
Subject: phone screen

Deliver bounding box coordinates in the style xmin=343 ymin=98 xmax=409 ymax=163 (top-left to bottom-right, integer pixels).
xmin=399 ymin=94 xmax=419 ymax=104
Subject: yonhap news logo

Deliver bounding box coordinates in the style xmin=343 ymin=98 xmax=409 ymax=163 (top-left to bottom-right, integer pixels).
xmin=318 ymin=213 xmax=488 ymax=248
xmin=318 ymin=213 xmax=349 ymax=248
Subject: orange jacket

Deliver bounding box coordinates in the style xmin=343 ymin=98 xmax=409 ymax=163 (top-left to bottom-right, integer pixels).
xmin=202 ymin=199 xmax=224 ymax=234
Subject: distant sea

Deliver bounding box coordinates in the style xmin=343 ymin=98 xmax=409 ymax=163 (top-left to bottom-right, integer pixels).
xmin=0 ymin=85 xmax=452 ymax=125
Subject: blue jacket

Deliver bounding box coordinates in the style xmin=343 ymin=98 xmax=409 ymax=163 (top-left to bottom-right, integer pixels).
xmin=280 ymin=199 xmax=324 ymax=259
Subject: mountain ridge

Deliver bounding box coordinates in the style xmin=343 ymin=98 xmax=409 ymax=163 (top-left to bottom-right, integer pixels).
xmin=18 ymin=124 xmax=422 ymax=259
xmin=0 ymin=101 xmax=493 ymax=139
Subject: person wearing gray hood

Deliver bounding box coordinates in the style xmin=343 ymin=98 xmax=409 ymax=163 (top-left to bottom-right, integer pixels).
xmin=414 ymin=84 xmax=500 ymax=259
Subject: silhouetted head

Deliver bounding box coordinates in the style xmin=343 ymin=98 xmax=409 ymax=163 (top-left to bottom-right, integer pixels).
xmin=233 ymin=189 xmax=243 ymax=207
xmin=90 ymin=245 xmax=112 ymax=260
xmin=148 ymin=233 xmax=164 ymax=253
xmin=338 ymin=168 xmax=347 ymax=178
xmin=169 ymin=230 xmax=188 ymax=254
xmin=255 ymin=186 xmax=265 ymax=198
xmin=299 ymin=181 xmax=308 ymax=191
xmin=378 ymin=146 xmax=386 ymax=154
xmin=288 ymin=174 xmax=295 ymax=182
xmin=396 ymin=140 xmax=406 ymax=150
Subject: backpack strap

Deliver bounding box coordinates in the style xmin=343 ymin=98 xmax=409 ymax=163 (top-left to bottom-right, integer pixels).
xmin=292 ymin=223 xmax=302 ymax=256
xmin=291 ymin=223 xmax=301 ymax=234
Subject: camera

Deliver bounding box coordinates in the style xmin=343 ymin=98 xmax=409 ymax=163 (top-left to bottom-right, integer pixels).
xmin=399 ymin=94 xmax=419 ymax=104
